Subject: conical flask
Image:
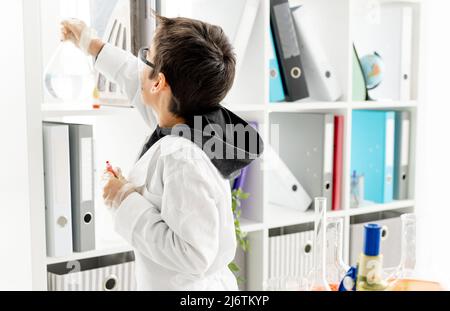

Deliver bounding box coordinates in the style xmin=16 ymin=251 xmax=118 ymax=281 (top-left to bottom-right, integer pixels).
xmin=44 ymin=41 xmax=94 ymax=102
xmin=308 ymin=197 xmax=331 ymax=291
xmin=326 ymin=218 xmax=349 ymax=290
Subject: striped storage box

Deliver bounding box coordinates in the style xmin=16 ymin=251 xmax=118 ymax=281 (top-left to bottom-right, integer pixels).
xmin=47 ymin=252 xmax=136 ymax=291
xmin=268 ymin=230 xmax=314 ymax=280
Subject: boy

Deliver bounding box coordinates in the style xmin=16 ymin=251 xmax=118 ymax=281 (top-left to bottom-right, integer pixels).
xmin=61 ymin=14 xmax=263 ymax=290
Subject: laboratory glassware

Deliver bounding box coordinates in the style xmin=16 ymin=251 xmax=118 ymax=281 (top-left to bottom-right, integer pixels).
xmin=326 ymin=218 xmax=349 ymax=290
xmin=308 ymin=197 xmax=331 ymax=291
xmin=44 ymin=41 xmax=94 ymax=102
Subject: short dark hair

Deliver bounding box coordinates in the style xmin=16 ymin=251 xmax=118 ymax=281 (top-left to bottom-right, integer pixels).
xmin=150 ymin=15 xmax=236 ymax=119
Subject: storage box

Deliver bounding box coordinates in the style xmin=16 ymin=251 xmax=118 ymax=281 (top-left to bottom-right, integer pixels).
xmin=268 ymin=225 xmax=314 ymax=280
xmin=47 ymin=252 xmax=136 ymax=291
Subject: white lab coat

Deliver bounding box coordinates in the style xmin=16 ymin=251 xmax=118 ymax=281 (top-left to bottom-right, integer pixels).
xmin=95 ymin=44 xmax=238 ymax=291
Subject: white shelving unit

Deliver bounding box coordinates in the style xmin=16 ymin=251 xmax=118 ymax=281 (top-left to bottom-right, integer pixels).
xmin=225 ymin=0 xmax=423 ymax=290
xmin=15 ymin=0 xmax=423 ymax=290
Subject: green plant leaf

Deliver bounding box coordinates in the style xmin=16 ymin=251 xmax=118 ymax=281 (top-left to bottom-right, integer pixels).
xmin=228 ymin=262 xmax=240 ymax=273
xmin=243 ymin=240 xmax=250 ymax=252
xmin=240 ymin=192 xmax=250 ymax=200
xmin=230 ymin=188 xmax=252 ymax=284
xmin=238 ymin=240 xmax=245 ymax=250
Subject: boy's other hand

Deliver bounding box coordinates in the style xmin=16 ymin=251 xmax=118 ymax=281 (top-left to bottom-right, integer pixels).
xmin=103 ymin=168 xmax=136 ymax=209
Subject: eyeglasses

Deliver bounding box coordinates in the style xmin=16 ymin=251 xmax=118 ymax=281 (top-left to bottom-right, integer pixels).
xmin=139 ymin=47 xmax=155 ymax=69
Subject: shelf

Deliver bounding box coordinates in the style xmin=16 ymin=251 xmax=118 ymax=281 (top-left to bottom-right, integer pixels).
xmin=44 ymin=219 xmax=265 ymax=265
xmin=265 ymin=205 xmax=347 ymax=229
xmin=268 ymin=101 xmax=348 ymax=113
xmin=226 ymin=104 xmax=266 ymax=113
xmin=265 ymin=200 xmax=415 ymax=229
xmin=41 ymin=103 xmax=135 ymax=118
xmin=267 ymin=100 xmax=418 ymax=113
xmin=46 ymin=241 xmax=133 ymax=265
xmin=347 ymin=199 xmax=415 ymax=217
xmin=377 ymin=0 xmax=422 ymax=4
xmin=42 ymin=103 xmax=265 ymax=118
xmin=239 ymin=217 xmax=265 ymax=233
xmin=41 ymin=100 xmax=417 ymax=118
xmin=350 ymin=100 xmax=418 ymax=110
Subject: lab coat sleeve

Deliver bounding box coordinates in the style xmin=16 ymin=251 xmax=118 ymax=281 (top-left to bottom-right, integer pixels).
xmin=94 ymin=43 xmax=157 ymax=129
xmin=114 ymin=159 xmax=220 ymax=275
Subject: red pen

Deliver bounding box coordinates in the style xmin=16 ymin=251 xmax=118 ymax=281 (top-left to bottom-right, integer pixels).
xmin=106 ymin=161 xmax=118 ymax=178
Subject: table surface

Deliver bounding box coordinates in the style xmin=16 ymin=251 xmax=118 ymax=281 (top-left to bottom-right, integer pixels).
xmin=387 ymin=279 xmax=445 ymax=291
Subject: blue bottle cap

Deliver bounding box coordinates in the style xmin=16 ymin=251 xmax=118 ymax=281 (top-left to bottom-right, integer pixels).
xmin=363 ymin=224 xmax=382 ymax=256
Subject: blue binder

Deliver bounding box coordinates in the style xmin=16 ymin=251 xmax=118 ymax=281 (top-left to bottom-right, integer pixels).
xmin=351 ymin=110 xmax=396 ymax=204
xmin=269 ymin=28 xmax=285 ymax=102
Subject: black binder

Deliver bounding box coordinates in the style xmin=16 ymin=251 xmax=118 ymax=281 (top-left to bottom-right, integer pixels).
xmin=270 ymin=0 xmax=309 ymax=101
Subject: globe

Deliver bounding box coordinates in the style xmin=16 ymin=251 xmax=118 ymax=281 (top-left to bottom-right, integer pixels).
xmin=360 ymin=52 xmax=384 ymax=90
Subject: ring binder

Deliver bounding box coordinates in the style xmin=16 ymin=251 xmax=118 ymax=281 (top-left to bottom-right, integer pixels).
xmin=291 ymin=6 xmax=342 ymax=102
xmin=270 ymin=0 xmax=309 ymax=101
xmin=43 ymin=123 xmax=73 ymax=258
xmin=68 ymin=123 xmax=96 ymax=253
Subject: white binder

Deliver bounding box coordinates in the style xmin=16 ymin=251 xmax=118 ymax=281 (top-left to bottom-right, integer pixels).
xmin=270 ymin=113 xmax=335 ymax=210
xmin=291 ymin=6 xmax=342 ymax=102
xmin=266 ymin=146 xmax=312 ymax=212
xmin=353 ymin=3 xmax=413 ymax=101
xmin=400 ymin=6 xmax=413 ymax=101
xmin=188 ymin=0 xmax=260 ymax=77
xmin=232 ymin=0 xmax=260 ymax=77
xmin=43 ymin=123 xmax=73 ymax=257
xmin=394 ymin=111 xmax=411 ymax=200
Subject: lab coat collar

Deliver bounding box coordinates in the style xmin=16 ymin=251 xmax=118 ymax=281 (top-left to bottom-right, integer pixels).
xmin=136 ymin=106 xmax=264 ymax=180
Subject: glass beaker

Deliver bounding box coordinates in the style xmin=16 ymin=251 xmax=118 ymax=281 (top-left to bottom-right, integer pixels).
xmin=308 ymin=197 xmax=331 ymax=291
xmin=44 ymin=41 xmax=94 ymax=102
xmin=385 ymin=213 xmax=417 ymax=289
xmin=399 ymin=213 xmax=416 ymax=278
xmin=326 ymin=218 xmax=349 ymax=290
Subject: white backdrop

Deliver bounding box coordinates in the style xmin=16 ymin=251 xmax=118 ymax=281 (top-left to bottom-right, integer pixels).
xmin=0 ymin=0 xmax=34 ymax=290
xmin=415 ymin=0 xmax=450 ymax=287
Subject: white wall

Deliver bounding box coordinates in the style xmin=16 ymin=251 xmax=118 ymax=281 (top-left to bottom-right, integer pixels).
xmin=0 ymin=0 xmax=33 ymax=290
xmin=415 ymin=0 xmax=450 ymax=287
